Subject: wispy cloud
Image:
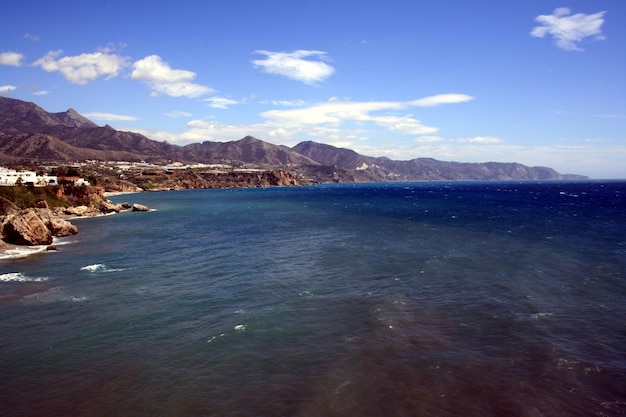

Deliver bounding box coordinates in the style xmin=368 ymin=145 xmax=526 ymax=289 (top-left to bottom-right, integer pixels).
xmin=270 ymin=99 xmax=308 ymax=107
xmin=259 ymin=94 xmax=473 ymax=135
xmin=530 ymin=8 xmax=606 ymax=51
xmin=411 ymin=93 xmax=474 ymax=107
xmin=83 ymin=112 xmax=138 ymax=121
xmin=0 ymin=85 xmax=18 ymax=95
xmin=457 ymin=136 xmax=504 ymax=144
xmin=252 ymin=50 xmax=335 ymax=85
xmin=23 ymin=33 xmax=39 ymax=42
xmin=32 ymin=49 xmax=129 ymax=84
xmin=164 ymin=110 xmax=193 ymax=118
xmin=414 ymin=136 xmax=444 ymax=143
xmin=33 ymin=90 xmax=50 ymax=96
xmin=203 ymin=97 xmax=238 ymax=109
xmin=0 ymin=52 xmax=25 ymax=67
xmin=133 ymin=94 xmax=473 ymax=147
xmin=131 ymin=55 xmax=214 ymax=98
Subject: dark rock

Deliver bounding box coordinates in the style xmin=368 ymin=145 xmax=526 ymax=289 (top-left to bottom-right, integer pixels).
xmin=35 ymin=208 xmax=78 ymax=237
xmin=63 ymin=205 xmax=90 ymax=216
xmin=49 ymin=218 xmax=78 ymax=237
xmin=132 ymin=203 xmax=150 ymax=212
xmin=99 ymin=200 xmax=123 ymax=213
xmin=3 ymin=209 xmax=53 ymax=245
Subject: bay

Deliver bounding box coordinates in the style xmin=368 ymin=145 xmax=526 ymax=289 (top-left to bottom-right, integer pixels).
xmin=1 ymin=181 xmax=625 ymax=416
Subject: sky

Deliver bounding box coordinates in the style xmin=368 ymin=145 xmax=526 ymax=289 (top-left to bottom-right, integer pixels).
xmin=1 ymin=0 xmax=625 ymax=178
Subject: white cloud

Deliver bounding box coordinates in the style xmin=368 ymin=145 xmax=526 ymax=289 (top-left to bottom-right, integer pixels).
xmin=530 ymin=8 xmax=606 ymax=51
xmin=410 ymin=93 xmax=474 ymax=107
xmin=259 ymin=95 xmax=472 ymax=133
xmin=373 ymin=115 xmax=437 ymax=135
xmin=0 ymin=85 xmax=18 ymax=94
xmin=164 ymin=110 xmax=193 ymax=118
xmin=32 ymin=50 xmax=129 ymax=84
xmin=0 ymin=52 xmax=25 ymax=67
xmin=83 ymin=112 xmax=138 ymax=121
xmin=456 ymin=136 xmax=505 ymax=144
xmin=33 ymin=90 xmax=50 ymax=96
xmin=252 ymin=50 xmax=335 ymax=85
xmin=269 ymin=99 xmax=308 ymax=107
xmin=134 ymin=94 xmax=471 ymax=148
xmin=203 ymin=97 xmax=238 ymax=109
xmin=131 ymin=55 xmax=214 ymax=98
xmin=414 ymin=136 xmax=444 ymax=143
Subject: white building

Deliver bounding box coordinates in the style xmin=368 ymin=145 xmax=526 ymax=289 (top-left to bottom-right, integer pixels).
xmin=0 ymin=167 xmax=58 ymax=186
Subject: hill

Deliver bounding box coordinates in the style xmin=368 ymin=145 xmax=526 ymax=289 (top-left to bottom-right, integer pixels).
xmin=0 ymin=96 xmax=585 ymax=181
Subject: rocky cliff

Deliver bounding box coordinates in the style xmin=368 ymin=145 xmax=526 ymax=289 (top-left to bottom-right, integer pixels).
xmin=0 ymin=197 xmax=76 ymax=247
xmin=0 ymin=186 xmax=143 ymax=248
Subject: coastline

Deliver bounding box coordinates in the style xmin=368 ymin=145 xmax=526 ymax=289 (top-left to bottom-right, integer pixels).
xmin=1 ymin=197 xmax=151 ymax=260
xmin=0 ymin=242 xmax=52 ymax=260
xmin=103 ymin=190 xmax=143 ymax=197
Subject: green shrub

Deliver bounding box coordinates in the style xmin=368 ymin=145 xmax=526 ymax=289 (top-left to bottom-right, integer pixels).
xmin=0 ymin=186 xmax=68 ymax=209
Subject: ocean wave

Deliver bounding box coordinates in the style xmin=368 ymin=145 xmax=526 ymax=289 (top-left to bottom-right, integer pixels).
xmin=65 ymin=295 xmax=89 ymax=302
xmin=530 ymin=312 xmax=553 ymax=320
xmin=80 ymin=264 xmax=125 ymax=273
xmin=0 ymin=272 xmax=48 ymax=283
xmin=0 ymin=245 xmax=48 ymax=260
xmin=21 ymin=287 xmax=64 ymax=303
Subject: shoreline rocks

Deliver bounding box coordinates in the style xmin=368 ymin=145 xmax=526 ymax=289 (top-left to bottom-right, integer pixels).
xmin=132 ymin=203 xmax=150 ymax=212
xmin=3 ymin=208 xmax=55 ymax=246
xmin=0 ymin=196 xmax=150 ymax=249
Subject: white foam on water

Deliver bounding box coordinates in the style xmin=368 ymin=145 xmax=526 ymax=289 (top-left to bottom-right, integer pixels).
xmin=65 ymin=295 xmax=89 ymax=302
xmin=234 ymin=324 xmax=247 ymax=332
xmin=207 ymin=333 xmax=226 ymax=343
xmin=22 ymin=286 xmax=64 ymax=303
xmin=0 ymin=272 xmax=48 ymax=283
xmin=530 ymin=312 xmax=553 ymax=320
xmin=0 ymin=245 xmax=48 ymax=260
xmin=80 ymin=264 xmax=125 ymax=273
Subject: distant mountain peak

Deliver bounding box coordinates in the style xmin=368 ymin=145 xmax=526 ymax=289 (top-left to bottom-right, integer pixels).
xmin=53 ymin=108 xmax=98 ymax=129
xmin=0 ymin=97 xmax=585 ymax=180
xmin=238 ymin=135 xmax=262 ymax=143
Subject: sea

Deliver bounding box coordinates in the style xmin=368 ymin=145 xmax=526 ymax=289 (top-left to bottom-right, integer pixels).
xmin=0 ymin=180 xmax=624 ymax=417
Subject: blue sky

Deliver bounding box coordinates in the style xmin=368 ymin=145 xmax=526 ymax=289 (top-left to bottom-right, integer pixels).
xmin=1 ymin=0 xmax=624 ymax=178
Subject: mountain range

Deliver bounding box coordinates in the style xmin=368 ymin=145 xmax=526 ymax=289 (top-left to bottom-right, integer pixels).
xmin=0 ymin=96 xmax=585 ymax=181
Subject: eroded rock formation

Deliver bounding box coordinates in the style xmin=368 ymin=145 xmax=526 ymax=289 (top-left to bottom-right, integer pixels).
xmin=3 ymin=208 xmax=55 ymax=245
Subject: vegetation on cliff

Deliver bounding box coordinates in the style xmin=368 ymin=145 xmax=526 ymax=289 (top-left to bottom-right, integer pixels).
xmin=0 ymin=184 xmax=131 ymax=248
xmin=0 ymin=184 xmax=107 ymax=210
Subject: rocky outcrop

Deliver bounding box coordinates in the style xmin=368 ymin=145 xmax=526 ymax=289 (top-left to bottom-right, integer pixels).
xmin=0 ymin=185 xmax=148 ymax=249
xmin=63 ymin=205 xmax=91 ymax=216
xmin=132 ymin=203 xmax=150 ymax=212
xmin=60 ymin=200 xmax=127 ymax=216
xmin=2 ymin=209 xmax=54 ymax=245
xmin=1 ymin=205 xmax=82 ymax=246
xmin=36 ymin=208 xmax=78 ymax=237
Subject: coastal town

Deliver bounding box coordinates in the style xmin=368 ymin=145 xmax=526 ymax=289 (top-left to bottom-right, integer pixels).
xmin=0 ymin=166 xmax=89 ymax=187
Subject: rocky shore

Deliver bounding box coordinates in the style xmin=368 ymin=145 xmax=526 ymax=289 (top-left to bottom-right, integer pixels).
xmin=0 ymin=191 xmax=149 ymax=253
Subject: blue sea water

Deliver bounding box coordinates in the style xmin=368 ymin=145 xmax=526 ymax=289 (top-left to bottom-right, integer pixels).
xmin=1 ymin=181 xmax=625 ymax=417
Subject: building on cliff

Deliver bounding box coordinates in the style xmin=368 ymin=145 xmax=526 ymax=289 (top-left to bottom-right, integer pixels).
xmin=0 ymin=167 xmax=58 ymax=186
